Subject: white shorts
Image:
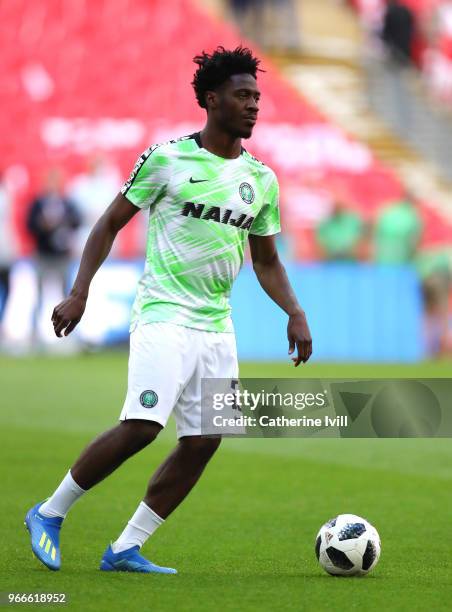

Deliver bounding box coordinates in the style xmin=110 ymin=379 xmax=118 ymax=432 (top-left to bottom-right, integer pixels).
xmin=119 ymin=322 xmax=239 ymax=438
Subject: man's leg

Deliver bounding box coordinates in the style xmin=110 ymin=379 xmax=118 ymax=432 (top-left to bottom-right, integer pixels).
xmin=108 ymin=327 xmax=238 ymax=561
xmin=39 ymin=420 xmax=162 ymax=517
xmin=25 ymin=420 xmax=161 ymax=571
xmin=145 ymin=435 xmax=221 ymax=517
xmin=110 ymin=436 xmax=221 ymax=554
xmin=72 ymin=420 xmax=162 ymax=490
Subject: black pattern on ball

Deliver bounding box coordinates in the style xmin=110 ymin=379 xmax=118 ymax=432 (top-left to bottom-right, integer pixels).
xmin=325 ymin=517 xmax=337 ymax=528
xmin=337 ymin=522 xmax=366 ymax=541
xmin=362 ymin=539 xmax=378 ymax=570
xmin=326 ymin=546 xmax=354 ymax=570
xmin=315 ymin=535 xmax=321 ymax=560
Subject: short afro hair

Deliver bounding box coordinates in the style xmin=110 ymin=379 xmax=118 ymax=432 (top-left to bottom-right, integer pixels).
xmin=192 ymin=46 xmax=262 ymax=109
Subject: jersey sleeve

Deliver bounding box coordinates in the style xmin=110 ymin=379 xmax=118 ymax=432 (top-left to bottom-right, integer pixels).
xmin=249 ymin=173 xmax=281 ymax=236
xmin=121 ymin=144 xmax=170 ymax=209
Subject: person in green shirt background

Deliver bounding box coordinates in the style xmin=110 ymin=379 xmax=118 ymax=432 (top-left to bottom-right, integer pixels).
xmin=316 ymin=200 xmax=365 ymax=261
xmin=374 ymin=192 xmax=451 ymax=356
xmin=374 ymin=193 xmax=422 ymax=264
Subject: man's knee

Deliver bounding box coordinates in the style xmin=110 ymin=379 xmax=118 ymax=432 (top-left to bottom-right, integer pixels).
xmin=179 ymin=436 xmax=222 ymax=461
xmin=120 ymin=419 xmax=162 ymax=449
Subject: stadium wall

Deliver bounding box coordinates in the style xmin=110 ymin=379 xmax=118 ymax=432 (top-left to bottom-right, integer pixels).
xmin=232 ymin=263 xmax=424 ymax=362
xmin=3 ymin=261 xmax=424 ymax=362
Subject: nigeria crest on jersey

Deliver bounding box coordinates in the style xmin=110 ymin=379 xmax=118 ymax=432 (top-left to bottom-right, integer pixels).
xmin=239 ymin=182 xmax=255 ymax=204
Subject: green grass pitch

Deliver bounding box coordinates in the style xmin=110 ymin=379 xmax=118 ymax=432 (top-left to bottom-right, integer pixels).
xmin=1 ymin=354 xmax=452 ymax=611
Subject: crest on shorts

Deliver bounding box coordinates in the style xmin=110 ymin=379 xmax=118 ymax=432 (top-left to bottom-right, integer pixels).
xmin=140 ymin=390 xmax=158 ymax=408
xmin=239 ymin=182 xmax=255 ymax=204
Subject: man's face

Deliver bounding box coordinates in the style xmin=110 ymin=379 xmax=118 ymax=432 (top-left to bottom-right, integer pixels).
xmin=208 ymin=73 xmax=260 ymax=139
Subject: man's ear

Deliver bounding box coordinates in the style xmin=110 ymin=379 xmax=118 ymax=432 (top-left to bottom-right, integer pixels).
xmin=205 ymin=90 xmax=218 ymax=110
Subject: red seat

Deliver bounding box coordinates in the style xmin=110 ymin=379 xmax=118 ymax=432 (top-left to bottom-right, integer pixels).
xmin=1 ymin=0 xmax=450 ymax=256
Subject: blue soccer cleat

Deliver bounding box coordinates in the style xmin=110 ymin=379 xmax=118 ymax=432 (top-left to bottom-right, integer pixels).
xmin=100 ymin=544 xmax=177 ymax=574
xmin=24 ymin=502 xmax=63 ymax=571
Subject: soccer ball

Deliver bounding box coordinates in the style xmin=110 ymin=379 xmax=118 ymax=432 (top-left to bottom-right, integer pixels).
xmin=315 ymin=514 xmax=381 ymax=576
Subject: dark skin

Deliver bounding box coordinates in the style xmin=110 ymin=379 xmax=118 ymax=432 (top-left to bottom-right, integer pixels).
xmin=51 ymin=72 xmax=312 ymax=519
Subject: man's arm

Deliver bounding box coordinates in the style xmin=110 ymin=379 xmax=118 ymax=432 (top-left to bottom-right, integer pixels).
xmin=51 ymin=193 xmax=139 ymax=337
xmin=248 ymin=234 xmax=312 ymax=366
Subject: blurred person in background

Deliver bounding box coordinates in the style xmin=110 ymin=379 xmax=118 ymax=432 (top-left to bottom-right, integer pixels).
xmin=229 ymin=0 xmax=254 ymax=22
xmin=315 ymin=200 xmax=365 ymax=261
xmin=67 ymin=154 xmax=121 ymax=257
xmin=228 ymin=0 xmax=300 ymax=51
xmin=416 ymin=250 xmax=452 ymax=357
xmin=375 ymin=0 xmax=416 ymax=135
xmin=228 ymin=0 xmax=259 ymax=47
xmin=381 ymin=0 xmax=415 ymax=65
xmin=0 ymin=172 xmax=18 ymax=341
xmin=26 ymin=168 xmax=81 ymax=344
xmin=374 ymin=192 xmax=422 ymax=264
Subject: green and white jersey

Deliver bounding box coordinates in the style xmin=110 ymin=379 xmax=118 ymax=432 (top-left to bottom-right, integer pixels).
xmin=121 ymin=132 xmax=280 ymax=333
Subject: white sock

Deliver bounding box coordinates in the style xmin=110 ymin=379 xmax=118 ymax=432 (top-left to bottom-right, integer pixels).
xmin=39 ymin=470 xmax=86 ymax=518
xmin=111 ymin=502 xmax=164 ymax=553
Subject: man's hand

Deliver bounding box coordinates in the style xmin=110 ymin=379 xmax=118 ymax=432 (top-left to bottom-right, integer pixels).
xmin=288 ymin=311 xmax=312 ymax=366
xmin=51 ymin=292 xmax=87 ymax=337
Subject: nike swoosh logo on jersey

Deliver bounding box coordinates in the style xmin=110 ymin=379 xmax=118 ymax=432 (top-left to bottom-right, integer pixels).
xmin=189 ymin=177 xmax=209 ymax=184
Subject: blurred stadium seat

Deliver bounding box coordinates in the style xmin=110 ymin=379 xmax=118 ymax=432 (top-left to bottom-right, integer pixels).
xmin=3 ymin=0 xmax=450 ymax=260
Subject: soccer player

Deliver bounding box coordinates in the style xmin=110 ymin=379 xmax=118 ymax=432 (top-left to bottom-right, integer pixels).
xmin=25 ymin=47 xmax=312 ymax=574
